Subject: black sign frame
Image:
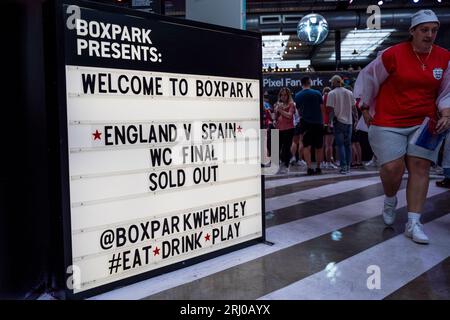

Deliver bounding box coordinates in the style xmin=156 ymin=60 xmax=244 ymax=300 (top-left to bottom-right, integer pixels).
xmin=44 ymin=0 xmax=265 ymax=300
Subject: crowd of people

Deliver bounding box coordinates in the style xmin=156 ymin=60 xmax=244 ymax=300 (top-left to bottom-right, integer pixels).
xmin=263 ymin=74 xmax=371 ymax=176
xmin=262 ymin=9 xmax=450 ymax=246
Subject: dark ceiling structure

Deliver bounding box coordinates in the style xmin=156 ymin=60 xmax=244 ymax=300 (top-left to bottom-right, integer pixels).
xmin=245 ymin=0 xmax=447 ymax=14
xmin=243 ymin=0 xmax=450 ymax=70
xmin=99 ymin=1 xmax=450 ymax=70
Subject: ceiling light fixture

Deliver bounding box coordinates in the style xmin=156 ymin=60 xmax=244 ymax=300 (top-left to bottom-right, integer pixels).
xmin=329 ymin=28 xmax=394 ymax=61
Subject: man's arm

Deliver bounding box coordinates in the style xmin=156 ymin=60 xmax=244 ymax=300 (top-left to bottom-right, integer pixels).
xmin=353 ymin=48 xmax=392 ymax=123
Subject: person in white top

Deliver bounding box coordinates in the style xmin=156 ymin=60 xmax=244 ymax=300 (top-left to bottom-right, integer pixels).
xmin=326 ymin=75 xmax=356 ymax=174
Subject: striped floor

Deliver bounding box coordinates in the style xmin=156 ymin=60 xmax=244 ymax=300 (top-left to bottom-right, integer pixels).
xmin=91 ymin=169 xmax=450 ymax=300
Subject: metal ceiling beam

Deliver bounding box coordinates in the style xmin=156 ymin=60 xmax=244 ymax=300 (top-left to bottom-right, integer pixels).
xmin=248 ymin=7 xmax=450 ymax=33
xmin=246 ymin=0 xmax=404 ymax=14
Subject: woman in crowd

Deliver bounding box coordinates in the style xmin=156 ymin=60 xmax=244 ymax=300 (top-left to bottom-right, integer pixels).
xmin=274 ymin=87 xmax=296 ymax=173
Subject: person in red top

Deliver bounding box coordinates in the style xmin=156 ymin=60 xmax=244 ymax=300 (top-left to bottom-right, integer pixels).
xmin=354 ymin=9 xmax=450 ymax=244
xmin=274 ymin=87 xmax=295 ymax=173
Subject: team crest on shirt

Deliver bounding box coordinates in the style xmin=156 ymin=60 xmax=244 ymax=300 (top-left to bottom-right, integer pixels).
xmin=433 ymin=68 xmax=443 ymax=80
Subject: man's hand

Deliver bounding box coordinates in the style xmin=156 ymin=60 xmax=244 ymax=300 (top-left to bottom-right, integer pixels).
xmin=362 ymin=109 xmax=373 ymax=127
xmin=435 ymin=109 xmax=450 ymax=134
xmin=435 ymin=116 xmax=450 ymax=134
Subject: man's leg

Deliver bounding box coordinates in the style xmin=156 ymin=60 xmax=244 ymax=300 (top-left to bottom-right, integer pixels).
xmin=343 ymin=124 xmax=352 ymax=171
xmin=315 ymin=148 xmax=324 ymax=168
xmin=404 ymin=155 xmax=431 ymax=244
xmin=304 ymin=146 xmax=312 ymax=168
xmin=324 ymin=134 xmax=332 ymax=162
xmin=315 ymin=125 xmax=324 ymax=171
xmin=303 ymin=128 xmax=312 ymax=169
xmin=405 ymin=156 xmax=430 ymax=213
xmin=298 ymin=134 xmax=304 ymax=163
xmin=334 ymin=123 xmax=346 ymax=172
xmin=378 ymin=157 xmax=405 ymax=226
xmin=379 ymin=157 xmax=405 ymax=197
xmin=368 ymin=125 xmax=409 ymax=226
xmin=290 ymin=134 xmax=299 ymax=164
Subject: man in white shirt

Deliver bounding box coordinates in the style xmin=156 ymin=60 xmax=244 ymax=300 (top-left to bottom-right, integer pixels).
xmin=326 ymin=75 xmax=356 ymax=173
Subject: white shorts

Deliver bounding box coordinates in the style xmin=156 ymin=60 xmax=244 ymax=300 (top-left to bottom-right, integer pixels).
xmin=368 ymin=125 xmax=442 ymax=166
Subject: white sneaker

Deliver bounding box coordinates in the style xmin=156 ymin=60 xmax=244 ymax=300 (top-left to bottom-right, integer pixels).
xmin=365 ymin=159 xmax=378 ymax=167
xmin=276 ymin=163 xmax=287 ymax=174
xmin=432 ymin=165 xmax=444 ymax=175
xmin=297 ymin=160 xmax=306 ymax=167
xmin=328 ymin=162 xmax=338 ymax=169
xmin=382 ymin=197 xmax=397 ymax=225
xmin=405 ymin=221 xmax=429 ymax=244
xmin=289 ymin=156 xmax=297 ymax=165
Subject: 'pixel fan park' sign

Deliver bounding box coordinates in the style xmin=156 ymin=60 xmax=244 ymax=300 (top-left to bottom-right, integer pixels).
xmin=52 ymin=0 xmax=263 ymax=297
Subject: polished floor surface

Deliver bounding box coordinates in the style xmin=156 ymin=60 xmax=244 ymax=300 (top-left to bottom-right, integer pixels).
xmin=91 ymin=166 xmax=450 ymax=300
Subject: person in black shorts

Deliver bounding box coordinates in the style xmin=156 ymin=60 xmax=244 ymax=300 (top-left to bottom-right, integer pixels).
xmin=294 ymin=77 xmax=324 ymax=175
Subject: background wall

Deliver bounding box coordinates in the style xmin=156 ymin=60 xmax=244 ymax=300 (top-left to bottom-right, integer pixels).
xmin=0 ymin=0 xmax=52 ymax=299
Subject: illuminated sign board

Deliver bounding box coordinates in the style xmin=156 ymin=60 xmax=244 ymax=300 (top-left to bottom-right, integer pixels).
xmin=48 ymin=0 xmax=264 ymax=298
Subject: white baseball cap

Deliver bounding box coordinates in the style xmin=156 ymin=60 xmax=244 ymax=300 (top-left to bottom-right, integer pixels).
xmin=410 ymin=9 xmax=440 ymax=30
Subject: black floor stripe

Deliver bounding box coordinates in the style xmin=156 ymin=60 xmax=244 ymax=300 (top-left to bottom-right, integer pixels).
xmin=266 ymin=181 xmax=406 ymax=228
xmin=144 ymin=191 xmax=450 ymax=300
xmin=265 ymin=172 xmax=380 ymax=198
xmin=384 ymin=257 xmax=450 ymax=300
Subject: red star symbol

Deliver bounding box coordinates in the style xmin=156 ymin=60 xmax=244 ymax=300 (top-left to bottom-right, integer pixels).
xmin=153 ymin=246 xmax=160 ymax=256
xmin=237 ymin=125 xmax=243 ymax=133
xmin=92 ymin=130 xmax=102 ymax=140
xmin=205 ymin=233 xmax=211 ymax=241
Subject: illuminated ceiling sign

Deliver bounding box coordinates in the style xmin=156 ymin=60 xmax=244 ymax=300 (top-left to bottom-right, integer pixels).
xmin=330 ymin=29 xmax=395 ymax=61
xmin=47 ymin=0 xmax=264 ymax=299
